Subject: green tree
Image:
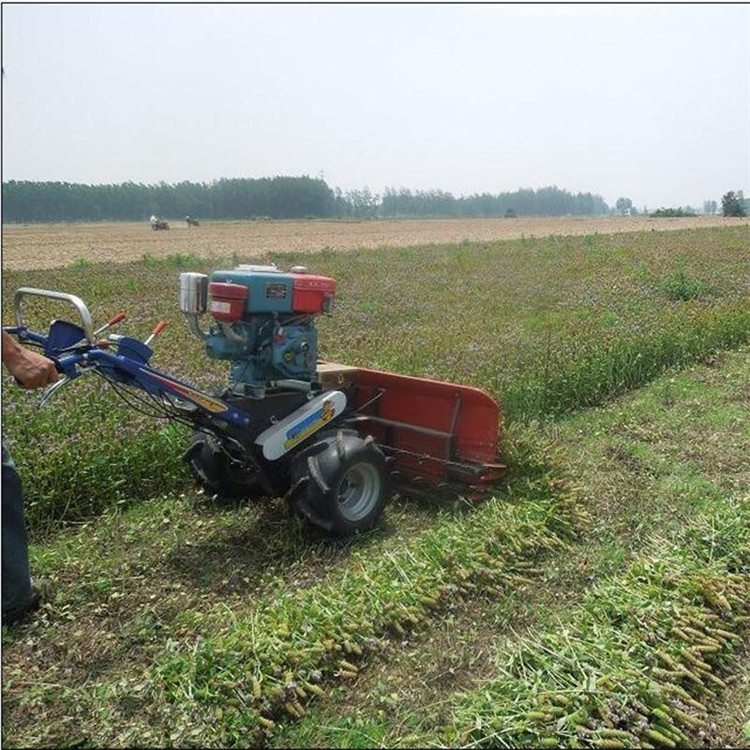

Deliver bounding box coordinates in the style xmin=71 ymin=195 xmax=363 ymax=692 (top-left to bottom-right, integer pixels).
xmin=722 ymin=191 xmax=746 ymax=217
xmin=2 ymin=180 xmax=612 ymax=222
xmin=615 ymin=197 xmax=633 ymax=215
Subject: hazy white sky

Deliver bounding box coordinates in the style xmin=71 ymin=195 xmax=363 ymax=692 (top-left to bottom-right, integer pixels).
xmin=2 ymin=3 xmax=748 ymax=209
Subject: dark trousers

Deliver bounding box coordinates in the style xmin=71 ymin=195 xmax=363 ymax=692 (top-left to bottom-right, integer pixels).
xmin=2 ymin=443 xmax=32 ymax=617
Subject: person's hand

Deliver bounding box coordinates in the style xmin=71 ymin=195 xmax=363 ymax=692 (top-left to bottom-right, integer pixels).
xmin=2 ymin=333 xmax=59 ymax=389
xmin=10 ymin=348 xmax=59 ymax=389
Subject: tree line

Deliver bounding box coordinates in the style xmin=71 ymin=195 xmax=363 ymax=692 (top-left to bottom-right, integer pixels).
xmin=1 ymin=177 xmax=335 ymax=223
xmin=2 ymin=177 xmax=611 ymax=223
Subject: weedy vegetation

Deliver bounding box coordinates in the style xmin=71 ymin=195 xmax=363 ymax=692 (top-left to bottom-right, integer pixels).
xmin=1 ymin=224 xmax=748 ymax=748
xmin=660 ymin=268 xmax=715 ymax=302
xmin=3 ymin=226 xmax=747 ymax=532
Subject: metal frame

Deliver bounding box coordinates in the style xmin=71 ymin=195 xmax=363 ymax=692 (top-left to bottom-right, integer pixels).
xmin=14 ymin=288 xmax=95 ymax=344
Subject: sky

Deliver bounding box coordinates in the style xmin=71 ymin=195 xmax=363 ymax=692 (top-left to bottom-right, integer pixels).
xmin=2 ymin=3 xmax=748 ymax=210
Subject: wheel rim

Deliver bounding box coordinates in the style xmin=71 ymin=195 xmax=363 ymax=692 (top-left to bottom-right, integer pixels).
xmin=336 ymin=462 xmax=381 ymax=522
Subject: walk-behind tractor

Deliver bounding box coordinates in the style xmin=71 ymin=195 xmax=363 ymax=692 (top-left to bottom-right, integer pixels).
xmin=150 ymin=215 xmax=170 ymax=230
xmin=4 ymin=265 xmax=504 ymax=536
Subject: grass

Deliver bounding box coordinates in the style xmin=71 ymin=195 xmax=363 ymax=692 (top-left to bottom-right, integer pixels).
xmin=660 ymin=268 xmax=715 ymax=301
xmin=272 ymin=347 xmax=750 ymax=750
xmin=140 ymin=251 xmax=203 ymax=268
xmin=2 ymin=225 xmax=748 ymax=532
xmin=1 ymin=226 xmax=749 ymax=747
xmin=1 ymin=425 xmax=585 ymax=748
xmin=3 ymin=346 xmax=749 ymax=746
xmin=68 ymin=257 xmax=94 ymax=271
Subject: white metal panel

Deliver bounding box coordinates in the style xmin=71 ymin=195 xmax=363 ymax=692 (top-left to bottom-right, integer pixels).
xmin=255 ymin=390 xmax=347 ymax=460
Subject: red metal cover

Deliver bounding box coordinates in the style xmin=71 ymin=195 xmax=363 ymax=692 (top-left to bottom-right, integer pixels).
xmin=208 ymin=282 xmax=247 ymax=322
xmin=324 ymin=363 xmax=503 ymax=486
xmin=292 ymin=274 xmax=336 ymax=291
xmin=292 ymin=274 xmax=336 ymax=314
xmin=208 ymin=282 xmax=248 ymax=299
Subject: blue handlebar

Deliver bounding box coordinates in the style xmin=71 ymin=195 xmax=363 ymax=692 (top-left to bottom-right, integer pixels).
xmin=4 ymin=324 xmax=250 ymax=429
xmin=3 ymin=326 xmax=47 ymax=347
xmin=55 ymin=352 xmax=84 ymax=378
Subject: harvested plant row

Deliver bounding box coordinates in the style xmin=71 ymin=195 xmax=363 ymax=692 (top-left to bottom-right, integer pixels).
xmin=446 ymin=493 xmax=750 ymax=749
xmin=151 ymin=428 xmax=588 ymax=745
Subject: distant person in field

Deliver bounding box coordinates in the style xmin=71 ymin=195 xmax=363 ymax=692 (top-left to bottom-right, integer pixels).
xmin=2 ymin=331 xmax=58 ymax=625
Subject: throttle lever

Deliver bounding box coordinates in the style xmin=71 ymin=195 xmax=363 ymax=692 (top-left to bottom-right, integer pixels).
xmin=94 ymin=311 xmax=126 ymax=337
xmin=144 ymin=320 xmax=168 ymax=346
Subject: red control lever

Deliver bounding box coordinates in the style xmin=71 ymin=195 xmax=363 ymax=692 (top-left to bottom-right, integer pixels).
xmin=109 ymin=311 xmax=127 ymax=326
xmin=144 ymin=320 xmax=168 ymax=346
xmin=94 ymin=311 xmax=127 ymax=337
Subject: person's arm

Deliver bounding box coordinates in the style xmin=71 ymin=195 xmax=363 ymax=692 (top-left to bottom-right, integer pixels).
xmin=2 ymin=331 xmax=59 ymax=389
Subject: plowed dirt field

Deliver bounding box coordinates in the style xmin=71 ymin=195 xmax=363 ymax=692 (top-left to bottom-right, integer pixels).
xmin=2 ymin=215 xmax=747 ymax=271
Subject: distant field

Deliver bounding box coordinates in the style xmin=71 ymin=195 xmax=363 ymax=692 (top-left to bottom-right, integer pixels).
xmin=2 ymin=214 xmax=746 ymax=270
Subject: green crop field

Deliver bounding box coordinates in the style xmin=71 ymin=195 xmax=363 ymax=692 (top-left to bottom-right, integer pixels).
xmin=1 ymin=224 xmax=749 ymax=748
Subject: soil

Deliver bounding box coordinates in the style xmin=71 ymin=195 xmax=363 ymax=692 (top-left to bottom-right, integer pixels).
xmin=3 ymin=215 xmax=747 ymax=271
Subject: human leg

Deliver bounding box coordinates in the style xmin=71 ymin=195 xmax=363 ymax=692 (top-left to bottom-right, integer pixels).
xmin=2 ymin=443 xmax=33 ymax=623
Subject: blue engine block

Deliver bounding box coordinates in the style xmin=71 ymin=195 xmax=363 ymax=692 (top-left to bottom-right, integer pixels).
xmin=205 ymin=318 xmax=318 ymax=387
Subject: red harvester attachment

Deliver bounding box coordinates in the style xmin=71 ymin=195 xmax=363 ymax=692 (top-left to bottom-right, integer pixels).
xmin=318 ymin=362 xmax=505 ymax=495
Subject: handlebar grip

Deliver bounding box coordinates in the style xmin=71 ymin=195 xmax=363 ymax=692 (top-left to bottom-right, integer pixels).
xmin=109 ymin=312 xmax=127 ymax=326
xmin=152 ymin=320 xmax=168 ymax=336
xmin=55 ymin=352 xmax=84 ymax=377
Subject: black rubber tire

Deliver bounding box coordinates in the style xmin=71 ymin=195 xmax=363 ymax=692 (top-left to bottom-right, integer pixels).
xmin=290 ymin=429 xmax=391 ymax=537
xmin=185 ymin=431 xmax=260 ymax=499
